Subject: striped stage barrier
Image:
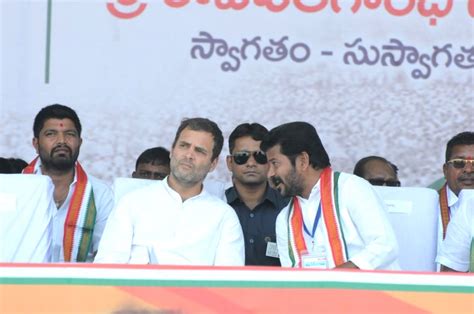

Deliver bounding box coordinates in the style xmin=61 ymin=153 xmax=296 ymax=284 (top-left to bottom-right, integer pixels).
xmin=0 ymin=263 xmax=472 ymax=313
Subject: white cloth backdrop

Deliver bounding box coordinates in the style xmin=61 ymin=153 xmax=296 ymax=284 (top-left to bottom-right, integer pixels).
xmin=1 ymin=0 xmax=473 ymax=186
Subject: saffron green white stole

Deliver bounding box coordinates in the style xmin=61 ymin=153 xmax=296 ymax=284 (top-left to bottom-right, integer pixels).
xmin=287 ymin=167 xmax=348 ymax=268
xmin=23 ymin=157 xmax=97 ymax=262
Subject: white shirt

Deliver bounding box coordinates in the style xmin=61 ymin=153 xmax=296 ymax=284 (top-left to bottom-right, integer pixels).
xmin=436 ymin=190 xmax=474 ymax=272
xmin=95 ymin=178 xmax=245 ymax=266
xmin=276 ymin=172 xmax=399 ymax=270
xmin=436 ymin=186 xmax=462 ymax=270
xmin=36 ymin=166 xmax=114 ymax=262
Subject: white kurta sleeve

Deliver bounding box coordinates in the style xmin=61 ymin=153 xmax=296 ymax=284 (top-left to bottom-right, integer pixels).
xmin=436 ymin=190 xmax=474 ymax=272
xmin=214 ymin=208 xmax=245 ymax=266
xmin=276 ymin=207 xmax=292 ymax=267
xmin=90 ymin=179 xmax=115 ymax=257
xmin=341 ymin=175 xmax=399 ymax=270
xmin=94 ymin=195 xmax=134 ymax=263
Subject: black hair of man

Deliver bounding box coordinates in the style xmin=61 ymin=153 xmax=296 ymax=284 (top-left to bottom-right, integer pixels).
xmin=445 ymin=131 xmax=474 ymax=162
xmin=0 ymin=157 xmax=28 ymax=174
xmin=135 ymin=147 xmax=170 ymax=169
xmin=172 ymin=117 xmax=223 ymax=162
xmin=260 ymin=121 xmax=330 ymax=168
xmin=228 ymin=123 xmax=268 ymax=153
xmin=353 ymin=156 xmax=399 ymax=178
xmin=33 ymin=104 xmax=82 ymax=138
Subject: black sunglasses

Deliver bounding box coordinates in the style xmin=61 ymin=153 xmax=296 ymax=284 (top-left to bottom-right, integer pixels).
xmin=368 ymin=179 xmax=401 ymax=187
xmin=447 ymin=158 xmax=474 ymax=169
xmin=232 ymin=151 xmax=267 ymax=165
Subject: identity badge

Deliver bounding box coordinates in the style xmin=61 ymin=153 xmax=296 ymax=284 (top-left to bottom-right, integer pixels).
xmin=266 ymin=241 xmax=279 ymax=258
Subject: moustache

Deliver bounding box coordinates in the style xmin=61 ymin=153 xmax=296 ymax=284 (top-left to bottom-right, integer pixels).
xmin=271 ymin=176 xmax=282 ymax=186
xmin=52 ymin=145 xmax=72 ymax=155
xmin=459 ymin=173 xmax=474 ymax=180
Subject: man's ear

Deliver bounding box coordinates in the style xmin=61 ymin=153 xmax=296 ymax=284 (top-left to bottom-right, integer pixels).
xmin=443 ymin=163 xmax=448 ymax=179
xmin=132 ymin=171 xmax=138 ymax=178
xmin=226 ymin=155 xmax=233 ymax=171
xmin=209 ymin=158 xmax=219 ymax=173
xmin=296 ymin=151 xmax=310 ymax=171
xmin=32 ymin=138 xmax=39 ymax=154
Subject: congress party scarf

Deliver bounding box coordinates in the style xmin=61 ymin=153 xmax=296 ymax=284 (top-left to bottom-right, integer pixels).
xmin=23 ymin=157 xmax=96 ymax=262
xmin=287 ymin=167 xmax=348 ymax=268
xmin=438 ymin=184 xmax=451 ymax=240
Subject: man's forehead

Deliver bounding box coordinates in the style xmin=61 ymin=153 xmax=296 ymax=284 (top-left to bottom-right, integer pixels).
xmin=266 ymin=145 xmax=284 ymax=158
xmin=450 ymin=144 xmax=474 ymax=158
xmin=43 ymin=118 xmax=77 ymax=130
xmin=178 ymin=128 xmax=213 ymax=147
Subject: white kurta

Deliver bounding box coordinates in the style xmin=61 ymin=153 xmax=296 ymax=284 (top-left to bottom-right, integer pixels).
xmin=276 ymin=172 xmax=400 ymax=270
xmin=436 ymin=190 xmax=474 ymax=272
xmin=95 ymin=178 xmax=245 ymax=266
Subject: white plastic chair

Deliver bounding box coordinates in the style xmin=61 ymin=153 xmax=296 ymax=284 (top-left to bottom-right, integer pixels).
xmin=0 ymin=174 xmax=55 ymax=262
xmin=374 ymin=186 xmax=439 ymax=272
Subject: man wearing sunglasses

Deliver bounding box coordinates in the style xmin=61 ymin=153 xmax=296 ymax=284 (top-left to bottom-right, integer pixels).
xmin=438 ymin=132 xmax=474 ymax=244
xmin=225 ymin=123 xmax=289 ymax=266
xmin=261 ymin=122 xmax=399 ymax=270
xmin=353 ymin=156 xmax=401 ymax=187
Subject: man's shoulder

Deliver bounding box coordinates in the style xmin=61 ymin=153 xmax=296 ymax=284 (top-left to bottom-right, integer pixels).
xmin=334 ymin=171 xmax=370 ymax=189
xmin=86 ymin=174 xmax=112 ymax=190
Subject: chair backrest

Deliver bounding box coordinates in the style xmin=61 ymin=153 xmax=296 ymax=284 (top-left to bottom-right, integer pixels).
xmin=0 ymin=174 xmax=55 ymax=262
xmin=113 ymin=177 xmax=228 ymax=204
xmin=373 ymin=186 xmax=439 ymax=272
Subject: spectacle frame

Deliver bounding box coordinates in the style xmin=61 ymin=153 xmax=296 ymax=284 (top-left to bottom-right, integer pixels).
xmin=232 ymin=151 xmax=267 ymax=165
xmin=446 ymin=158 xmax=474 ymax=169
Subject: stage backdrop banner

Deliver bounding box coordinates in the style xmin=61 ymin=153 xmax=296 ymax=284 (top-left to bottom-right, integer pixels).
xmin=1 ymin=0 xmax=473 ymax=186
xmin=0 ymin=263 xmax=473 ymax=313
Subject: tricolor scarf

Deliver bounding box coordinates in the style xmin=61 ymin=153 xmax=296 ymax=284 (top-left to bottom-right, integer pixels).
xmin=438 ymin=184 xmax=451 ymax=240
xmin=287 ymin=167 xmax=348 ymax=268
xmin=23 ymin=157 xmax=97 ymax=262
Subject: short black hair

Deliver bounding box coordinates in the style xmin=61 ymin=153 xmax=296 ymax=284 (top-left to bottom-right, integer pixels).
xmin=172 ymin=117 xmax=223 ymax=162
xmin=445 ymin=131 xmax=474 ymax=162
xmin=33 ymin=104 xmax=82 ymax=138
xmin=261 ymin=121 xmax=330 ymax=168
xmin=353 ymin=155 xmax=398 ymax=178
xmin=135 ymin=147 xmax=170 ymax=169
xmin=228 ymin=123 xmax=268 ymax=153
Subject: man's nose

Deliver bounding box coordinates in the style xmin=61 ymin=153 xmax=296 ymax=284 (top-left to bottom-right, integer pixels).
xmin=267 ymin=165 xmax=275 ymax=179
xmin=464 ymin=160 xmax=474 ymax=172
xmin=57 ymin=132 xmax=66 ymax=143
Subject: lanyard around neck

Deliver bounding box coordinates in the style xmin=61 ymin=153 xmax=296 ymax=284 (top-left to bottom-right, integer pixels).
xmin=303 ymin=202 xmax=321 ymax=239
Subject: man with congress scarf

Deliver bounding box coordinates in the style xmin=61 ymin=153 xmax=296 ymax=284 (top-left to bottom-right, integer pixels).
xmin=261 ymin=122 xmax=399 ymax=270
xmin=23 ymin=104 xmax=113 ymax=262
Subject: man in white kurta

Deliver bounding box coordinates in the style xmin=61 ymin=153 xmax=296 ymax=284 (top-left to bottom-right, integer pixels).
xmin=95 ymin=117 xmax=244 ymax=265
xmin=25 ymin=104 xmax=114 ymax=262
xmin=436 ymin=132 xmax=474 ymax=270
xmin=95 ymin=178 xmax=244 ymax=265
xmin=262 ymin=122 xmax=399 ymax=270
xmin=436 ymin=190 xmax=474 ymax=272
xmin=275 ymin=173 xmax=399 ymax=270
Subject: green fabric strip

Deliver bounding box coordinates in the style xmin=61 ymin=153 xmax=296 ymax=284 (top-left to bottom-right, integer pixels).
xmin=0 ymin=277 xmax=472 ymax=293
xmin=287 ymin=198 xmax=296 ymax=267
xmin=333 ymin=172 xmax=348 ymax=258
xmin=76 ymin=190 xmax=97 ymax=262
